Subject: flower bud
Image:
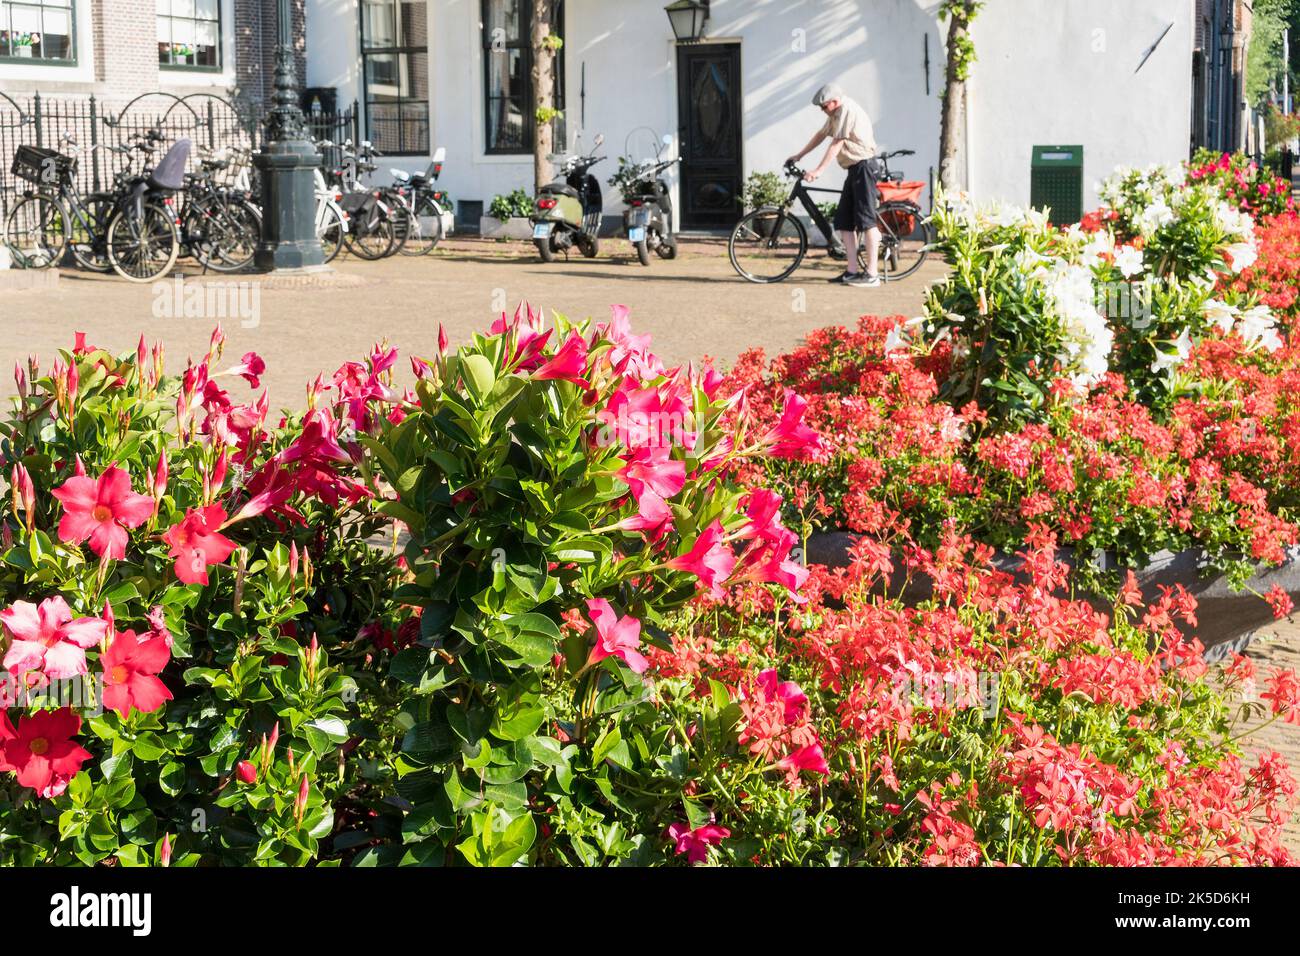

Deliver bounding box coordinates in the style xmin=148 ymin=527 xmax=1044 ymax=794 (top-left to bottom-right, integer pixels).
xmin=152 ymin=450 xmax=168 ymax=500
xmin=160 ymin=832 xmax=173 ymax=867
xmin=294 ymin=774 xmax=309 ymax=824
xmin=235 ymin=760 xmax=258 ymax=784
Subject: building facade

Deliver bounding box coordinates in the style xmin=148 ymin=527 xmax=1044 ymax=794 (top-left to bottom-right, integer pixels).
xmin=2 ymin=0 xmax=1200 ymax=228
xmin=0 ymin=0 xmax=303 ymax=104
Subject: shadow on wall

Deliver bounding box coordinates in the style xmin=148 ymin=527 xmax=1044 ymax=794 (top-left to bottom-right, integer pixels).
xmin=716 ymin=0 xmax=943 ymax=205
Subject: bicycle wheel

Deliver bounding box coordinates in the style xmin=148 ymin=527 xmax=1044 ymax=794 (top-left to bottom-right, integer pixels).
xmin=4 ymin=194 xmax=68 ymax=269
xmin=67 ymin=192 xmax=115 ymax=273
xmin=191 ymin=195 xmax=261 ymax=273
xmin=400 ymin=196 xmax=442 ymax=256
xmin=382 ymin=195 xmax=410 ymax=256
xmin=728 ymin=208 xmax=807 ymax=283
xmin=318 ymin=202 xmax=346 ymax=264
xmin=866 ymin=201 xmax=931 ymax=281
xmin=345 ymin=209 xmax=396 ymax=260
xmin=106 ymin=202 xmax=180 ymax=283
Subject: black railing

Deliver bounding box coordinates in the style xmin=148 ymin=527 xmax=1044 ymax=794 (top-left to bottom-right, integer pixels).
xmin=0 ymin=92 xmax=360 ymax=213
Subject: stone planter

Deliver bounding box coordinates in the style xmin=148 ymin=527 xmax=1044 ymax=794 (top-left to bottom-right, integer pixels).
xmin=806 ymin=531 xmax=1300 ymax=661
xmin=479 ymin=215 xmax=534 ymax=240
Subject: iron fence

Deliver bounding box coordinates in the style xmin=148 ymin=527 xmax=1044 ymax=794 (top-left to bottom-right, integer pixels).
xmin=0 ymin=91 xmax=360 ymax=214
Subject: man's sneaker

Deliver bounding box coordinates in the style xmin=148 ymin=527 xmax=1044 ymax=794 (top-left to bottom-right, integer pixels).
xmin=826 ymin=270 xmax=851 ymax=282
xmin=843 ymin=273 xmax=881 ymax=288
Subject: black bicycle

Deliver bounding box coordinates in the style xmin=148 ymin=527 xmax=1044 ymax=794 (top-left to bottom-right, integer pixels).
xmin=728 ymin=149 xmax=933 ymax=284
xmin=178 ymin=147 xmax=262 ymax=273
xmin=4 ymin=130 xmax=185 ymax=281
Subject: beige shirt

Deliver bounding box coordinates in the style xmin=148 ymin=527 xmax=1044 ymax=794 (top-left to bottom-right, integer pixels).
xmin=821 ymin=96 xmax=876 ymax=168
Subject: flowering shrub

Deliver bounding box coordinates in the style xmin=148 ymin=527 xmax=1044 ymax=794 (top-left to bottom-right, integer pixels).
xmin=926 ymin=160 xmax=1280 ymax=420
xmin=726 ymin=315 xmax=1300 ymax=592
xmin=1188 ymin=150 xmax=1295 ymax=220
xmin=648 ymin=533 xmax=1298 ymax=865
xmin=350 ymin=305 xmax=818 ymax=864
xmin=0 ymin=331 xmax=395 ymax=864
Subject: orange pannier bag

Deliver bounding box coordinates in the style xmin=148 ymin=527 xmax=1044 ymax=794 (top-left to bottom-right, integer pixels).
xmin=875 ymin=180 xmax=925 ymax=235
xmin=876 ymin=180 xmax=926 ymax=205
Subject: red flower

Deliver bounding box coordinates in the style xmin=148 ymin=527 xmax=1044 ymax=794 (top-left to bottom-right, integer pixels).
xmin=533 ymin=329 xmax=590 ymax=386
xmin=1262 ymin=668 xmax=1300 ymax=724
xmin=162 ymin=504 xmax=237 ymax=585
xmin=665 ymin=821 xmax=730 ymax=864
xmin=100 ymin=632 xmax=173 ymax=718
xmin=0 ymin=707 xmax=91 ymax=797
xmin=51 ymin=466 xmax=155 ymax=560
xmin=236 ymin=760 xmax=258 ymax=784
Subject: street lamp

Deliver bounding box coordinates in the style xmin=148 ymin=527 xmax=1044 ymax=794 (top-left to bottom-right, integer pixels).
xmin=665 ymin=0 xmax=709 ymax=43
xmin=254 ymin=0 xmax=326 ymax=271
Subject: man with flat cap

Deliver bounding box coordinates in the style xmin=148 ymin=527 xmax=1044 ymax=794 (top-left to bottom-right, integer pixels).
xmin=787 ymin=82 xmax=880 ymax=287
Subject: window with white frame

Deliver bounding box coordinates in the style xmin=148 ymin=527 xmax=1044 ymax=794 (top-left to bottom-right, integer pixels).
xmin=0 ymin=0 xmax=74 ymax=62
xmin=157 ymin=0 xmax=220 ymax=70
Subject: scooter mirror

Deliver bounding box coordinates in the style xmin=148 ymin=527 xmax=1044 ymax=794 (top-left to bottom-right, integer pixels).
xmin=432 ymin=147 xmax=446 ymax=162
xmin=593 ymin=133 xmax=605 ymax=149
xmin=662 ymin=133 xmax=674 ymax=146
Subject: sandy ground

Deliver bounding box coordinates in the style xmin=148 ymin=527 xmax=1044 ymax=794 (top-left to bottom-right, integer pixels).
xmin=1 ymin=235 xmax=946 ymax=410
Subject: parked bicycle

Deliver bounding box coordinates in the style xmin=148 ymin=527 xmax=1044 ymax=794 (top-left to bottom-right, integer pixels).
xmin=324 ymin=139 xmax=405 ymax=260
xmin=727 ymin=149 xmax=933 ymax=284
xmin=388 ymin=146 xmax=453 ymax=256
xmin=176 ymin=145 xmax=262 ymax=273
xmin=4 ymin=129 xmax=189 ymax=282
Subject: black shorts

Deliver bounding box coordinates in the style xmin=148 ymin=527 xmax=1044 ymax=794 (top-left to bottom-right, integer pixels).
xmin=833 ymin=159 xmax=879 ymax=232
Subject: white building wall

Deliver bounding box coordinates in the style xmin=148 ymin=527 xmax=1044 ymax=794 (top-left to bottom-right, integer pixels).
xmin=967 ymin=0 xmax=1194 ymax=211
xmin=301 ymin=0 xmax=1195 ymax=224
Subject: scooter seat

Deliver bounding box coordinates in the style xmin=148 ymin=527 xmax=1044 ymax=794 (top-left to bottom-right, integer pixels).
xmin=540 ymin=183 xmax=579 ymax=199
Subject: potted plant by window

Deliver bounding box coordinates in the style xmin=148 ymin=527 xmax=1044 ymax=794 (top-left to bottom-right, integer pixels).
xmin=172 ymin=42 xmax=193 ymax=65
xmin=12 ymin=32 xmax=41 ymax=58
xmin=481 ymin=188 xmax=535 ymax=240
xmin=743 ymin=170 xmax=788 ymax=238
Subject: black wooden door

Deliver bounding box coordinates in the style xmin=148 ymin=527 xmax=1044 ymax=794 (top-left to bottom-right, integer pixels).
xmin=676 ymin=43 xmax=742 ymax=230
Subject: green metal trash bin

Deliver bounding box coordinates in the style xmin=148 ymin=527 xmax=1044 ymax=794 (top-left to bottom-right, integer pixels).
xmin=1029 ymin=145 xmax=1083 ymax=225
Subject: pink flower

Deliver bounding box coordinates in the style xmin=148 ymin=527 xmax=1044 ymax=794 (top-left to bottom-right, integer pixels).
xmin=1 ymin=596 xmax=107 ymax=679
xmin=224 ymin=351 xmax=266 ymax=388
xmin=665 ymin=821 xmax=730 ymax=864
xmin=741 ymin=489 xmax=787 ymax=543
xmin=755 ymin=668 xmax=808 ymax=722
xmin=533 ymin=329 xmax=589 ymax=385
xmin=760 ymin=389 xmax=824 ymax=459
xmin=775 ymin=742 xmax=830 ymax=786
xmin=666 ymin=521 xmax=736 ymax=599
xmin=51 ymin=466 xmax=155 ymax=560
xmin=618 ymin=446 xmax=685 ymax=501
xmin=585 ymin=598 xmax=649 ymax=674
xmin=162 ymin=505 xmax=238 ymax=585
xmin=614 ymin=489 xmax=674 ymax=542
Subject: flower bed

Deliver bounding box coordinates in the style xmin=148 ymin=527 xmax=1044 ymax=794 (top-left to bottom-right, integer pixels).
xmin=1 ymin=152 xmax=1299 ymax=867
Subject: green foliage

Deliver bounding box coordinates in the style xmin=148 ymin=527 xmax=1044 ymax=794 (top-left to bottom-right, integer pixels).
xmin=488 ymin=189 xmax=534 ymax=220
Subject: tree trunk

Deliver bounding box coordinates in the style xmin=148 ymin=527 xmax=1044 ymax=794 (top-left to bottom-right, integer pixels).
xmin=938 ymin=7 xmax=973 ymax=192
xmin=532 ymin=0 xmax=556 ymax=191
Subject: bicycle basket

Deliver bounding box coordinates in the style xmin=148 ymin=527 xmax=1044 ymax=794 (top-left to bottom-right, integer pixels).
xmin=11 ymin=144 xmax=76 ymax=185
xmin=877 ymin=180 xmax=925 ymax=205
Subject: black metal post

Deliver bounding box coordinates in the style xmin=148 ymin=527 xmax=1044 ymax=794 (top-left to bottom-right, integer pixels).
xmin=254 ymin=0 xmax=326 ymax=271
